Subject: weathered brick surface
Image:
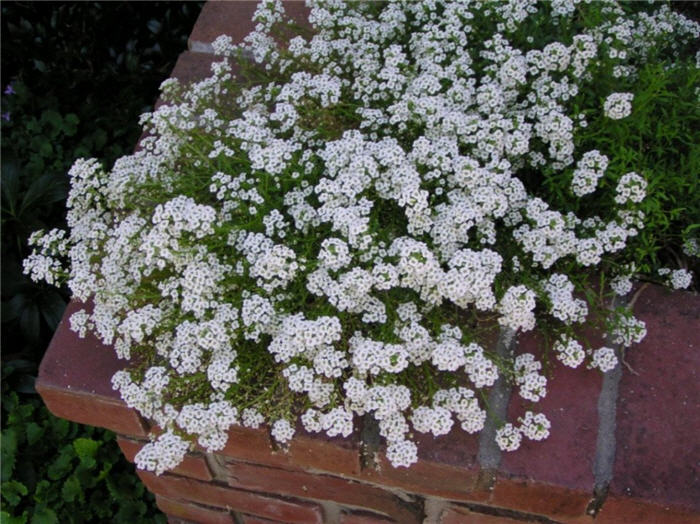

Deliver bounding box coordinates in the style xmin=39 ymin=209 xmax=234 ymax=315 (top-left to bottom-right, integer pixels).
xmin=118 ymin=437 xmax=213 ymax=482
xmin=226 ymin=460 xmax=420 ymax=523
xmin=488 ymin=477 xmax=589 ymax=521
xmin=288 ymin=431 xmax=361 ymax=477
xmin=188 ymin=0 xmax=311 ymax=52
xmin=360 ymin=452 xmax=486 ymax=503
xmin=37 ymin=299 xmax=124 ymax=398
xmin=440 ymin=506 xmax=522 ymax=524
xmin=138 ymin=471 xmax=324 ymax=524
xmin=611 ymin=285 xmax=700 ymax=511
xmin=36 ymin=298 xmax=148 ymax=436
xmin=339 ymin=511 xmax=396 ymax=524
xmin=169 ymin=50 xmax=220 ymax=85
xmin=501 ymin=332 xmax=601 ymax=492
xmin=188 ymin=0 xmax=257 ymax=51
xmin=36 ymin=384 xmax=148 ymax=437
xmin=595 ymin=495 xmax=700 ymax=524
xmin=214 ymin=425 xmax=292 ymax=469
xmin=156 ymin=495 xmax=235 ymax=524
xmin=215 ymin=424 xmax=362 ymax=478
xmin=238 ymin=514 xmax=287 ymax=524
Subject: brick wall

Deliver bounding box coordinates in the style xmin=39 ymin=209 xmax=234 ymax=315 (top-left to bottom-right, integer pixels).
xmin=36 ymin=3 xmax=700 ymax=523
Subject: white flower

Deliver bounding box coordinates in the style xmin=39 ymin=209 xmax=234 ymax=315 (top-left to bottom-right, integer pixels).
xmin=495 ymin=423 xmax=522 ymax=452
xmin=553 ymin=335 xmax=585 ymax=368
xmin=498 ymin=285 xmax=536 ymax=332
xmin=590 ymin=347 xmax=618 ymax=372
xmin=571 ymin=150 xmax=608 ymax=196
xmin=611 ymin=315 xmax=647 ymax=347
xmin=242 ymin=408 xmax=265 ymax=428
xmin=271 ymin=419 xmax=295 ymax=444
xmin=386 ymin=439 xmax=418 ymax=468
xmin=134 ymin=431 xmax=189 ymax=475
xmin=611 ymin=275 xmax=633 ymax=296
xmin=604 ymin=92 xmax=634 ymax=120
xmin=23 ymin=0 xmax=700 ymax=476
xmin=519 ymin=411 xmax=551 ymax=441
xmin=669 ymin=269 xmax=692 ymax=290
xmin=615 ymin=172 xmax=647 ymax=205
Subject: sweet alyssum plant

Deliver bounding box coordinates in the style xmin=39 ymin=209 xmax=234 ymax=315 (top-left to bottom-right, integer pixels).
xmin=25 ymin=0 xmax=698 ymax=473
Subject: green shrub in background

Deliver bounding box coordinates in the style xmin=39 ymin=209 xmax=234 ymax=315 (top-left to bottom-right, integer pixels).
xmin=2 ymin=2 xmax=201 ymax=521
xmin=2 ymin=1 xmax=202 ymax=362
xmin=1 ymin=389 xmax=166 ymax=524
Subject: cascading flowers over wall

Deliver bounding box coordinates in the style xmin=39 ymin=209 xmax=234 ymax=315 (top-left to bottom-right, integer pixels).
xmin=25 ymin=0 xmax=699 ymax=474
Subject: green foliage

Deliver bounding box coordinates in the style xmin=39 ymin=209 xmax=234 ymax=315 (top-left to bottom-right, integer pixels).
xmin=573 ymin=52 xmax=700 ymax=277
xmin=0 ymin=389 xmax=166 ymax=524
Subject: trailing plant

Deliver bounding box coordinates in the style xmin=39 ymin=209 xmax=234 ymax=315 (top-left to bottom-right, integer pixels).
xmin=24 ymin=0 xmax=699 ymax=473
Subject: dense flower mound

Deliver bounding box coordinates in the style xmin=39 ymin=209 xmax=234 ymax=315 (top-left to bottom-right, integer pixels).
xmin=25 ymin=0 xmax=698 ymax=474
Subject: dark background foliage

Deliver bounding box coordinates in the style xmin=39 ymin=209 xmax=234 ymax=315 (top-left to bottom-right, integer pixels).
xmin=1 ymin=2 xmax=202 ymax=521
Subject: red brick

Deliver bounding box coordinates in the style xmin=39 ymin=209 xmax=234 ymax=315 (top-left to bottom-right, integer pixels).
xmin=595 ymin=495 xmax=700 ymax=524
xmin=188 ymin=1 xmax=257 ymax=50
xmin=218 ymin=424 xmax=361 ymax=476
xmin=501 ymin=331 xmax=601 ymax=492
xmin=156 ymin=495 xmax=234 ymax=524
xmin=226 ymin=461 xmax=420 ymax=523
xmin=215 ymin=425 xmax=292 ymax=469
xmin=138 ymin=471 xmax=323 ymax=524
xmin=37 ymin=384 xmax=147 ymax=437
xmin=488 ymin=477 xmax=589 ymax=520
xmin=440 ymin=506 xmax=521 ymax=524
xmin=611 ymin=285 xmax=700 ymax=512
xmin=287 ymin=431 xmax=361 ymax=477
xmin=188 ymin=1 xmax=311 ymax=52
xmin=340 ymin=511 xmax=395 ymax=524
xmin=37 ymin=299 xmax=127 ymax=398
xmin=36 ymin=300 xmax=149 ymax=436
xmin=347 ymin=427 xmax=485 ymax=502
xmin=360 ymin=449 xmax=486 ymax=503
xmin=239 ymin=515 xmax=286 ymax=524
xmin=118 ymin=437 xmax=213 ymax=482
xmin=168 ymin=51 xmax=219 ymax=86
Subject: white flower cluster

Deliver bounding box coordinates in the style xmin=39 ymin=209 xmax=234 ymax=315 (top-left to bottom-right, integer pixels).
xmin=271 ymin=419 xmax=295 ymax=444
xmin=659 ymin=267 xmax=693 ymax=290
xmin=23 ymin=229 xmax=68 ymax=285
xmin=571 ymin=150 xmax=608 ymax=197
xmin=23 ymin=0 xmax=699 ymax=474
xmin=134 ymin=431 xmax=189 ymax=476
xmin=611 ymin=315 xmax=647 ymax=348
xmin=553 ymin=335 xmax=585 ymax=368
xmin=514 ymin=353 xmax=547 ymax=402
xmin=603 ymin=92 xmax=634 ymax=120
xmin=615 ymin=172 xmax=647 ymax=205
xmin=495 ymin=410 xmax=551 ymax=452
xmin=590 ymin=346 xmax=618 ymax=372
